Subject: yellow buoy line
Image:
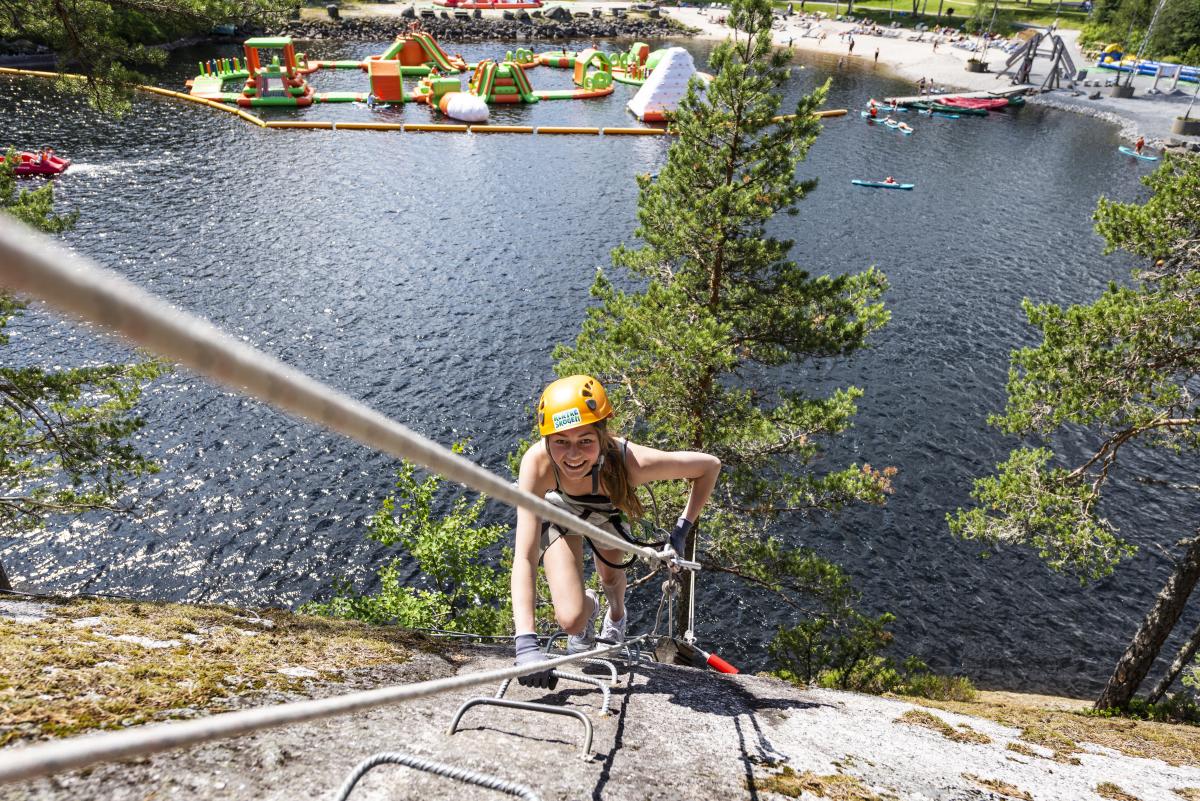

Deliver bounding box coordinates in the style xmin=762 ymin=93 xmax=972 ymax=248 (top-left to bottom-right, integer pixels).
xmin=1 ymin=66 xmax=846 ymax=137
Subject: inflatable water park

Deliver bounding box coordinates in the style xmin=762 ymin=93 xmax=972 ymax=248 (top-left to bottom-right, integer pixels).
xmin=1095 ymin=44 xmax=1199 ymax=84
xmin=184 ymin=30 xmax=710 ymax=124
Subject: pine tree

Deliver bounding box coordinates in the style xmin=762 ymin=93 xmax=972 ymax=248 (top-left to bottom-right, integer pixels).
xmin=0 ymin=0 xmax=288 ymax=111
xmin=554 ymin=0 xmax=892 ymax=651
xmin=949 ymin=153 xmax=1200 ymax=710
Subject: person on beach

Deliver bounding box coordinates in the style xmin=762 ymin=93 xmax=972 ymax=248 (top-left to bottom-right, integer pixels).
xmin=917 ymin=76 xmax=926 ymax=95
xmin=1135 ymin=135 xmax=1145 ymax=154
xmin=511 ymin=375 xmax=722 ymax=688
xmin=848 ymin=36 xmax=855 ymax=54
xmin=874 ymin=47 xmax=879 ymax=64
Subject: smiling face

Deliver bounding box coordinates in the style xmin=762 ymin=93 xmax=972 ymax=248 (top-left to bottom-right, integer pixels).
xmin=545 ymin=424 xmax=602 ymax=482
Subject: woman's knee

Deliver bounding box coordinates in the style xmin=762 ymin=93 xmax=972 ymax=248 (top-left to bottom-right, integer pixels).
xmin=555 ymin=598 xmax=589 ymax=632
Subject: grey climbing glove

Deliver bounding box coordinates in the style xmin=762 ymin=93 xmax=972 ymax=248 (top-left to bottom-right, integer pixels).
xmin=514 ymin=634 xmax=558 ymax=690
xmin=669 ymin=517 xmax=692 ymax=557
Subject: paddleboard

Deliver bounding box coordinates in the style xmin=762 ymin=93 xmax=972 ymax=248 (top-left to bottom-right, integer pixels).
xmin=852 ymin=179 xmax=915 ymax=190
xmin=1118 ymin=145 xmax=1158 ymax=161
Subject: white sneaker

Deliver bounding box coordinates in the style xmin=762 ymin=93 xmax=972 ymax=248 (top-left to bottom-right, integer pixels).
xmin=566 ymin=589 xmax=601 ymax=654
xmin=599 ymin=609 xmax=627 ymax=644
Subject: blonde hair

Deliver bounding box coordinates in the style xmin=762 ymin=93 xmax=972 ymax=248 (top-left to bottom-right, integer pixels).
xmin=595 ymin=421 xmax=644 ymax=520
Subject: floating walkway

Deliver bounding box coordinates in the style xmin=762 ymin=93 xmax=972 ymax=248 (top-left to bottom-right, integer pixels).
xmin=0 ymin=66 xmax=846 ymax=137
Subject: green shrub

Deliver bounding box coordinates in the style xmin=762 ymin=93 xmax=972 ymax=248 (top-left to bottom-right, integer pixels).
xmin=771 ymin=612 xmax=977 ymax=700
xmin=1086 ymin=694 xmax=1200 ymax=726
xmin=303 ymin=445 xmax=513 ymax=636
xmin=901 ymin=665 xmax=978 ymax=702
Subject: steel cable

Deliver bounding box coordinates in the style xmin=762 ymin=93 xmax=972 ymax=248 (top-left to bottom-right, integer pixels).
xmin=335 ymin=751 xmax=542 ymax=801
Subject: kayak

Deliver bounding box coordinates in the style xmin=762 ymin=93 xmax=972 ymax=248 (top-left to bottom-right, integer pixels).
xmin=868 ymin=99 xmax=907 ymax=112
xmin=1118 ymin=145 xmax=1158 ymax=161
xmin=917 ymin=109 xmax=960 ymax=119
xmin=852 ymin=179 xmax=914 ymax=190
xmin=884 ymin=119 xmax=914 ymax=134
xmin=941 ymin=96 xmax=1009 ymax=111
xmin=13 ymin=150 xmax=70 ymax=177
xmin=909 ymin=101 xmax=988 ymax=116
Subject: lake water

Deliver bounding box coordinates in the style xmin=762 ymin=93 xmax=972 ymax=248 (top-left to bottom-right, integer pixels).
xmin=3 ymin=36 xmax=1194 ymax=695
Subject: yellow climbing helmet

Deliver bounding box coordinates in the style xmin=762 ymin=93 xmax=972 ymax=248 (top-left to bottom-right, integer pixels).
xmin=537 ymin=375 xmax=613 ymax=436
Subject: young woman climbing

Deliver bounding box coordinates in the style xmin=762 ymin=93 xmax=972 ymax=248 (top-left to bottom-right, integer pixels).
xmin=511 ymin=374 xmax=722 ymax=688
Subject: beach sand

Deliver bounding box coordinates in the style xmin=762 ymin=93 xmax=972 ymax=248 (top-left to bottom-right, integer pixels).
xmin=667 ymin=5 xmax=1200 ymax=148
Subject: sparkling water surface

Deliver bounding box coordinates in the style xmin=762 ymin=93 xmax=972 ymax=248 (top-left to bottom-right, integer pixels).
xmin=3 ymin=37 xmax=1194 ymax=694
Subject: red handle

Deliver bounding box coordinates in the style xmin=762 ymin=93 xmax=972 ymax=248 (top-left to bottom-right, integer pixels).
xmin=705 ymin=652 xmax=739 ymax=674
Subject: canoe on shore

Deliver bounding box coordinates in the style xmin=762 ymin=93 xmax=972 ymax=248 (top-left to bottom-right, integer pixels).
xmin=941 ymin=96 xmax=1010 ymax=111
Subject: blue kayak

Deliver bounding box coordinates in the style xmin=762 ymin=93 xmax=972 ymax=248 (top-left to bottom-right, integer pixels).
xmin=918 ymin=109 xmax=961 ymax=119
xmin=852 ymin=179 xmax=915 ymax=190
xmin=1118 ymin=145 xmax=1158 ymax=161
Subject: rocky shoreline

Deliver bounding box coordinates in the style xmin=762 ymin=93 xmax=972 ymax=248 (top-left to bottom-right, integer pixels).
xmin=270 ymin=11 xmax=692 ymax=42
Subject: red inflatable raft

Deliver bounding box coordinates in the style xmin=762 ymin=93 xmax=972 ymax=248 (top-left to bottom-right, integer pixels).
xmin=939 ymin=96 xmax=1009 ymax=111
xmin=14 ymin=150 xmax=71 ymax=177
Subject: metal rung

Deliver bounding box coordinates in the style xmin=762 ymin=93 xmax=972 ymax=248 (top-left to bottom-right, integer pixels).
xmin=335 ymin=751 xmax=541 ymax=801
xmin=494 ymin=670 xmax=613 ymax=715
xmin=581 ymin=657 xmax=621 ymax=685
xmin=543 ymin=635 xmax=632 ymax=679
xmin=448 ymin=698 xmax=594 ymax=760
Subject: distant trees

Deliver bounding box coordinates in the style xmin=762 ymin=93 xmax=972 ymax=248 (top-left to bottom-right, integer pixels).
xmin=1084 ymin=0 xmax=1200 ymax=64
xmin=0 ymin=0 xmax=288 ymax=110
xmin=553 ymin=0 xmax=893 ymax=671
xmin=1 ymin=150 xmax=165 ymax=589
xmin=950 ymin=153 xmax=1200 ymax=710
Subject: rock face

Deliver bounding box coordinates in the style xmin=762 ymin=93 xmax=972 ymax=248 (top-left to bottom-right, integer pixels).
xmin=13 ymin=645 xmax=1200 ymax=801
xmin=271 ymin=14 xmax=689 ymax=42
